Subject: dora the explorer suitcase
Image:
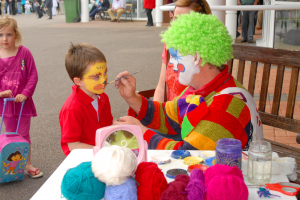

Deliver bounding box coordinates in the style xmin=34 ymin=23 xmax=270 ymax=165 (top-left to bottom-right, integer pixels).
xmin=0 ymin=98 xmax=30 ymax=183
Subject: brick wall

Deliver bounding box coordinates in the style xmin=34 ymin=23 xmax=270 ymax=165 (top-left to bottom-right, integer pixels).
xmin=162 ymin=0 xmax=171 ymax=23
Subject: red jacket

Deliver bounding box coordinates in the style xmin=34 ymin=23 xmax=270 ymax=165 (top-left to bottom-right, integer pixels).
xmin=144 ymin=0 xmax=155 ymax=9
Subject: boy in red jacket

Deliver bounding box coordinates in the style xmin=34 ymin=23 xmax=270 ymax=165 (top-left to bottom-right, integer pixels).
xmin=60 ymin=43 xmax=113 ymax=156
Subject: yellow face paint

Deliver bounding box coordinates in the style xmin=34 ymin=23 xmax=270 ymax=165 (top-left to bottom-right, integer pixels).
xmin=83 ymin=62 xmax=107 ymax=94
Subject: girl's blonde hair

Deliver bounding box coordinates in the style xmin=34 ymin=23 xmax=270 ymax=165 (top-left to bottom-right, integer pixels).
xmin=0 ymin=16 xmax=22 ymax=46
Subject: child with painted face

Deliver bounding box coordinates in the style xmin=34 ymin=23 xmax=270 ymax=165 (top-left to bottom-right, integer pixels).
xmin=60 ymin=43 xmax=113 ymax=156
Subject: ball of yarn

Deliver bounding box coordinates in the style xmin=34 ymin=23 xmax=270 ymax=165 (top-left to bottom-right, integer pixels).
xmin=104 ymin=177 xmax=137 ymax=200
xmin=204 ymin=164 xmax=243 ymax=185
xmin=204 ymin=164 xmax=248 ymax=200
xmin=92 ymin=145 xmax=137 ymax=186
xmin=185 ymin=169 xmax=206 ymax=200
xmin=160 ymin=174 xmax=190 ymax=200
xmin=135 ymin=162 xmax=168 ymax=200
xmin=206 ymin=175 xmax=248 ymax=200
xmin=61 ymin=162 xmax=105 ymax=200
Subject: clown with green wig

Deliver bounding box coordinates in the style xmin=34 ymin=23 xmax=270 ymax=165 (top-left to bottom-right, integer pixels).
xmin=114 ymin=12 xmax=263 ymax=151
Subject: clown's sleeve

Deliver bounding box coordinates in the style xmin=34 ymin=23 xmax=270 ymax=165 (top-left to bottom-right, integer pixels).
xmin=129 ymin=94 xmax=251 ymax=150
xmin=128 ymin=95 xmax=182 ymax=135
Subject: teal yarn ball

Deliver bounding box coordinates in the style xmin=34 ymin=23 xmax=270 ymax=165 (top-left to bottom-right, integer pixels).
xmin=104 ymin=177 xmax=137 ymax=200
xmin=61 ymin=162 xmax=105 ymax=200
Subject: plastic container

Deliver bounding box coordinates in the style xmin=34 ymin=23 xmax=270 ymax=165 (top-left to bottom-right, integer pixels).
xmin=64 ymin=0 xmax=81 ymax=23
xmin=215 ymin=138 xmax=242 ymax=170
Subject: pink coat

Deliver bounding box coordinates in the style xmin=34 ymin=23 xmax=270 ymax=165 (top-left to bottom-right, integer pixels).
xmin=0 ymin=46 xmax=38 ymax=117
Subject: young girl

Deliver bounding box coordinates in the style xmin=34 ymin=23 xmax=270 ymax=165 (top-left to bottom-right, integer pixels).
xmin=0 ymin=16 xmax=42 ymax=178
xmin=25 ymin=1 xmax=32 ymax=16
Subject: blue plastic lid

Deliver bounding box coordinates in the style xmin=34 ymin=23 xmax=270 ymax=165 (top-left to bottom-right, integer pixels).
xmin=166 ymin=169 xmax=188 ymax=179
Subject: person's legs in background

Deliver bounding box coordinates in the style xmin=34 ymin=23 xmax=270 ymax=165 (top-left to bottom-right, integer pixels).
xmin=255 ymin=10 xmax=263 ymax=30
xmin=241 ymin=10 xmax=249 ymax=42
xmin=247 ymin=11 xmax=256 ymax=43
xmin=89 ymin=7 xmax=98 ymax=20
xmin=116 ymin=8 xmax=124 ymax=22
xmin=107 ymin=9 xmax=116 ymax=21
xmin=145 ymin=8 xmax=153 ymax=26
xmin=11 ymin=0 xmax=15 ymax=15
xmin=17 ymin=1 xmax=22 ymax=13
xmin=0 ymin=1 xmax=4 ymax=15
xmin=22 ymin=4 xmax=25 ymax=12
xmin=48 ymin=6 xmax=52 ymax=19
xmin=236 ymin=11 xmax=241 ymax=38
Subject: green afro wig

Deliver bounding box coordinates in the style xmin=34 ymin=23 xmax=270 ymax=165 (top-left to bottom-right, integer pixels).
xmin=161 ymin=11 xmax=233 ymax=67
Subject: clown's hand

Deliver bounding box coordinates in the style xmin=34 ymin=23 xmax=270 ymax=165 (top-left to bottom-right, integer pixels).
xmin=113 ymin=116 xmax=148 ymax=134
xmin=115 ymin=71 xmax=137 ymax=100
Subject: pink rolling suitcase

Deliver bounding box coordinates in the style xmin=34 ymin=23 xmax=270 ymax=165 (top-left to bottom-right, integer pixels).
xmin=0 ymin=98 xmax=30 ymax=183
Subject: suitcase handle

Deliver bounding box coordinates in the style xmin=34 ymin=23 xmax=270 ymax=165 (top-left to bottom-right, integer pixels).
xmin=0 ymin=98 xmax=25 ymax=134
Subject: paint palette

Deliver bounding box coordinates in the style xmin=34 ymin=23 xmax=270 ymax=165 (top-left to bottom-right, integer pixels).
xmin=166 ymin=169 xmax=188 ymax=179
xmin=205 ymin=157 xmax=216 ymax=167
xmin=183 ymin=157 xmax=204 ymax=165
xmin=187 ymin=164 xmax=209 ymax=173
xmin=171 ymin=150 xmax=191 ymax=159
xmin=150 ymin=155 xmax=171 ymax=165
xmin=198 ymin=151 xmax=215 ymax=159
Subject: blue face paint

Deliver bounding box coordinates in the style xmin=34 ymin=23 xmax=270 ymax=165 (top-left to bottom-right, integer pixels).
xmin=169 ymin=48 xmax=183 ymax=71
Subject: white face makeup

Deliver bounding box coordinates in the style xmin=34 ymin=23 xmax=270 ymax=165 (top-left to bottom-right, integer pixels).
xmin=169 ymin=48 xmax=200 ymax=86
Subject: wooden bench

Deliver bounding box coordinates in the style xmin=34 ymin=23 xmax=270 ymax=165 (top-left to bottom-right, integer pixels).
xmin=228 ymin=44 xmax=300 ymax=183
xmin=138 ymin=44 xmax=300 ymax=183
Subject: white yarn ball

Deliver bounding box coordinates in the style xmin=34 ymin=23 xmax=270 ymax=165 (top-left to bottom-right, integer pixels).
xmin=92 ymin=145 xmax=137 ymax=186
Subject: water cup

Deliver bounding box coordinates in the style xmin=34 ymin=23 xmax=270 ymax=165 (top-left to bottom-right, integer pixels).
xmin=247 ymin=140 xmax=272 ymax=185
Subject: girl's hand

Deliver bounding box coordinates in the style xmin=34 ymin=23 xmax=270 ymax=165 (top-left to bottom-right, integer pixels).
xmin=113 ymin=116 xmax=148 ymax=134
xmin=15 ymin=94 xmax=27 ymax=103
xmin=0 ymin=90 xmax=13 ymax=98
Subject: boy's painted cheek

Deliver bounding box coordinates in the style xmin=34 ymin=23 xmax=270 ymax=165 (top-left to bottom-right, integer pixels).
xmin=83 ymin=62 xmax=107 ymax=94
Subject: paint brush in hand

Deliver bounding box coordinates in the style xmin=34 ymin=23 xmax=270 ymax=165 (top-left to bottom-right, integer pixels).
xmin=107 ymin=66 xmax=147 ymax=84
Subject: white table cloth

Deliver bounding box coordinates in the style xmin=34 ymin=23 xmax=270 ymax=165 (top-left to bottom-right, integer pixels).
xmin=31 ymin=149 xmax=297 ymax=200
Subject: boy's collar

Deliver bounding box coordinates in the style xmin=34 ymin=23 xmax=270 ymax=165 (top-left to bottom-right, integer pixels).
xmin=72 ymin=85 xmax=101 ymax=105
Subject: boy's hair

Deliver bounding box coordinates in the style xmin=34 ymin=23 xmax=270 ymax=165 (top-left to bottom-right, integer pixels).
xmin=65 ymin=43 xmax=107 ymax=81
xmin=161 ymin=12 xmax=233 ymax=67
xmin=7 ymin=151 xmax=22 ymax=161
xmin=176 ymin=0 xmax=212 ymax=15
xmin=0 ymin=16 xmax=22 ymax=46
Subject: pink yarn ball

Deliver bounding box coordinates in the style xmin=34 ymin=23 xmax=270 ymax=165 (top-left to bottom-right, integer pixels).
xmin=204 ymin=165 xmax=248 ymax=200
xmin=204 ymin=164 xmax=243 ymax=185
xmin=206 ymin=175 xmax=248 ymax=200
xmin=185 ymin=169 xmax=206 ymax=200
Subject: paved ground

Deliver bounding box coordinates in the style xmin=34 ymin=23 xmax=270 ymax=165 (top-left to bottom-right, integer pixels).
xmin=0 ymin=14 xmax=166 ymax=200
xmin=0 ymin=12 xmax=299 ymax=200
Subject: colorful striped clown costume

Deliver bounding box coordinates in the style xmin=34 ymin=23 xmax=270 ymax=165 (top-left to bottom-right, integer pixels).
xmin=129 ymin=65 xmax=263 ymax=150
xmin=128 ymin=12 xmax=263 ymax=150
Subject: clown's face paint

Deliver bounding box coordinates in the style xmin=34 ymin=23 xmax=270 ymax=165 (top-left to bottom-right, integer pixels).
xmin=169 ymin=48 xmax=200 ymax=86
xmin=82 ymin=62 xmax=107 ymax=94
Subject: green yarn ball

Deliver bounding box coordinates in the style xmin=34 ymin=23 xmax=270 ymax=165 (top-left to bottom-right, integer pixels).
xmin=161 ymin=11 xmax=233 ymax=67
xmin=61 ymin=162 xmax=105 ymax=200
